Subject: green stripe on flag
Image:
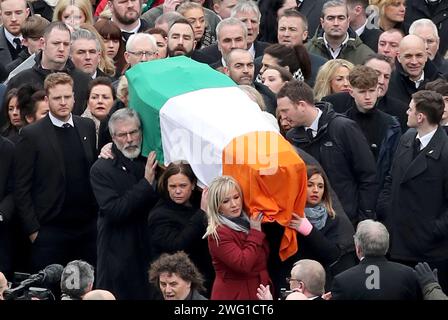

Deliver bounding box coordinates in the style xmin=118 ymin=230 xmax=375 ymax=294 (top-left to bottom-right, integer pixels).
xmin=126 ymin=56 xmax=236 ymax=162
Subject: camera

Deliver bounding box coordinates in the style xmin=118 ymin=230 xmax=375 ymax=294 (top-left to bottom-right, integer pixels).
xmin=5 ymin=272 xmax=56 ymax=300
xmin=3 ymin=264 xmax=63 ymax=300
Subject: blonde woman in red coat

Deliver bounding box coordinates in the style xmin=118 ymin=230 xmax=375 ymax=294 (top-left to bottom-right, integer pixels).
xmin=203 ymin=176 xmax=272 ymax=300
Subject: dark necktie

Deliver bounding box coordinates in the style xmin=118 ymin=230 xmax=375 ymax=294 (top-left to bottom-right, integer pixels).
xmin=306 ymin=128 xmax=314 ymax=141
xmin=62 ymin=123 xmax=71 ymax=128
xmin=13 ymin=38 xmax=22 ymax=51
xmin=122 ymin=31 xmax=133 ymax=42
xmin=413 ymin=137 xmax=421 ymax=159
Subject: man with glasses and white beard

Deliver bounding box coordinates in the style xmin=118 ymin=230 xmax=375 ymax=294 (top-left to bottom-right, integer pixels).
xmin=90 ymin=108 xmax=159 ymax=300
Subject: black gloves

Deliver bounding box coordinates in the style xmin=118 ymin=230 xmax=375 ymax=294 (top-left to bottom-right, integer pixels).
xmin=415 ymin=262 xmax=438 ymax=288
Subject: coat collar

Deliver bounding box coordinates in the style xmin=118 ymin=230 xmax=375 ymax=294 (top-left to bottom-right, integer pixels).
xmin=401 ymin=126 xmax=445 ymax=183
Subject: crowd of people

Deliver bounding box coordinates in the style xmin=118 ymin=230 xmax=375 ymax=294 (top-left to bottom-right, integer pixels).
xmin=1 ymin=0 xmax=448 ymax=301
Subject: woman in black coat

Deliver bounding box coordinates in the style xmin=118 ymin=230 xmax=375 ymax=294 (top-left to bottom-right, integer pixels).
xmin=288 ymin=165 xmax=357 ymax=290
xmin=147 ymin=161 xmax=214 ymax=296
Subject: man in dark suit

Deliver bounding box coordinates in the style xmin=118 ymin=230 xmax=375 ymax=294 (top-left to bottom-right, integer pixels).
xmin=347 ymin=0 xmax=382 ymax=52
xmin=331 ymin=220 xmax=422 ymax=300
xmin=230 ymin=1 xmax=270 ymax=58
xmin=70 ymin=28 xmax=104 ymax=80
xmin=196 ymin=17 xmax=248 ymax=67
xmin=378 ymin=90 xmax=448 ymax=293
xmin=0 ymin=0 xmax=29 ymax=67
xmin=14 ymin=72 xmax=97 ymax=272
xmin=90 ymin=108 xmax=159 ymax=300
xmin=278 ymin=80 xmax=377 ymax=225
xmin=109 ymin=0 xmax=149 ymax=43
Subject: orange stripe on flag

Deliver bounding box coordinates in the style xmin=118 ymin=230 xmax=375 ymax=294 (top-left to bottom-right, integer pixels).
xmin=222 ymin=131 xmax=307 ymax=261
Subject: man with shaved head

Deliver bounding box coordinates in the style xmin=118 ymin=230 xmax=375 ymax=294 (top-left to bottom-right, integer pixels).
xmin=83 ymin=289 xmax=116 ymax=300
xmin=388 ymin=34 xmax=444 ymax=105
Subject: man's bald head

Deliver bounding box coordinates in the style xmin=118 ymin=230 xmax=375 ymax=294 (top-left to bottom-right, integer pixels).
xmin=399 ymin=34 xmax=426 ymax=53
xmin=82 ymin=289 xmax=116 ymax=300
xmin=397 ymin=35 xmax=427 ymax=81
xmin=292 ymin=259 xmax=326 ymax=297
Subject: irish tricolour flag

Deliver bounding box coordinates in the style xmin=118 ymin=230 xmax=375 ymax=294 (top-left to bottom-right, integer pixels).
xmin=127 ymin=56 xmax=307 ymax=261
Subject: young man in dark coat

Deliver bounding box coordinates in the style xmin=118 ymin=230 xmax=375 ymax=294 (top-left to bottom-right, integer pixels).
xmin=277 ymin=80 xmax=377 ymax=226
xmin=329 ymin=65 xmax=401 ymax=197
xmin=6 ymin=22 xmax=91 ymax=117
xmin=331 ymin=220 xmax=422 ymax=300
xmin=90 ymin=108 xmax=159 ymax=300
xmin=14 ymin=73 xmax=97 ymax=272
xmin=378 ymin=90 xmax=448 ymax=293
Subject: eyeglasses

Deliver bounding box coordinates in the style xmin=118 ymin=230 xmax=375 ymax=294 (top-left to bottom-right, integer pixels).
xmin=127 ymin=50 xmax=157 ymax=58
xmin=285 ymin=277 xmax=301 ymax=284
xmin=114 ymin=128 xmax=140 ymax=139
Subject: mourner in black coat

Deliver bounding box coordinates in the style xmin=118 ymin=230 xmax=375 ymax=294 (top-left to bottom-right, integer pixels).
xmin=90 ymin=109 xmax=159 ymax=300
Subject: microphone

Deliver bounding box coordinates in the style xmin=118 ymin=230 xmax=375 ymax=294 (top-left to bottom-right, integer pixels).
xmin=3 ymin=264 xmax=64 ymax=300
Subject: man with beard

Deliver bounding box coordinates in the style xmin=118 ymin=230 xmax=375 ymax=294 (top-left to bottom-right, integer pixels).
xmin=167 ymin=18 xmax=196 ymax=57
xmin=109 ymin=0 xmax=149 ymax=43
xmin=224 ymin=49 xmax=276 ymax=114
xmin=90 ymin=108 xmax=159 ymax=300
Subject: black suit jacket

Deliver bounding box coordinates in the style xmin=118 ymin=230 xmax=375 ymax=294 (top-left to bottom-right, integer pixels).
xmin=359 ymin=27 xmax=383 ymax=52
xmin=378 ymin=127 xmax=448 ymax=261
xmin=331 ymin=256 xmax=422 ymax=300
xmin=0 ymin=27 xmax=14 ymax=66
xmin=0 ymin=137 xmax=14 ymax=223
xmin=14 ymin=115 xmax=97 ymax=235
xmin=195 ymin=40 xmax=270 ymax=65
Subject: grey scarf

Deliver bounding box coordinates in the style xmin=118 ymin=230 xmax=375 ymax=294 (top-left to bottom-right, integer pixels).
xmin=218 ymin=212 xmax=250 ymax=234
xmin=304 ymin=205 xmax=328 ymax=230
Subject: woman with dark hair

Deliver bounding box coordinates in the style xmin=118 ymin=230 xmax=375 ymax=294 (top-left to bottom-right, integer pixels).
xmin=260 ymin=44 xmax=313 ymax=86
xmin=1 ymin=89 xmax=22 ymax=143
xmin=287 ymin=165 xmax=356 ymax=289
xmin=16 ymin=85 xmax=48 ymax=126
xmin=22 ymin=90 xmax=49 ymax=125
xmin=261 ymin=65 xmax=293 ymax=94
xmin=82 ymin=77 xmax=116 ymax=147
xmin=147 ymin=161 xmax=214 ymax=295
xmin=94 ymin=18 xmax=127 ymax=76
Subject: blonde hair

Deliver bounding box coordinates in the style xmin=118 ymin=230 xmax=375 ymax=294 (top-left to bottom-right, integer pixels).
xmin=53 ymin=0 xmax=94 ymax=26
xmin=203 ymin=176 xmax=243 ymax=243
xmin=116 ymin=75 xmax=128 ymax=103
xmin=313 ymin=59 xmax=354 ymax=101
xmin=80 ymin=23 xmax=116 ymax=77
xmin=238 ymin=85 xmax=267 ymax=111
xmin=369 ymin=0 xmax=404 ymax=30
